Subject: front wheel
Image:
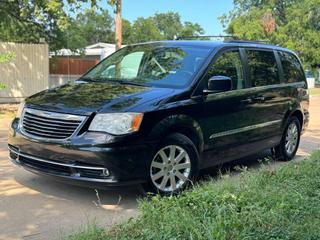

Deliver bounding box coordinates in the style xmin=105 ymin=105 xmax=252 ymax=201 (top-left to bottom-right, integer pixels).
xmin=273 ymin=117 xmax=301 ymax=161
xmin=143 ymin=133 xmax=199 ymax=195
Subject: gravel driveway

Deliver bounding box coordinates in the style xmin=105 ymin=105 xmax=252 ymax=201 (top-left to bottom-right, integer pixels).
xmin=0 ymin=96 xmax=319 ymax=240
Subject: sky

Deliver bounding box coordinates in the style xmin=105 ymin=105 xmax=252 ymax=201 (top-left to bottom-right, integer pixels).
xmin=94 ymin=0 xmax=235 ymax=35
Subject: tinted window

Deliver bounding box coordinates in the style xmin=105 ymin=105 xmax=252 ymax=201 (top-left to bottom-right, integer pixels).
xmin=206 ymin=50 xmax=244 ymax=90
xmin=278 ymin=51 xmax=305 ymax=83
xmin=246 ymin=50 xmax=279 ymax=87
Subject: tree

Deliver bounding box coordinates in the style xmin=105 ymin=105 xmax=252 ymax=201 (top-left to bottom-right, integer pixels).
xmin=0 ymin=2 xmax=206 ymax=51
xmin=61 ymin=8 xmax=114 ymax=52
xmin=130 ymin=17 xmax=164 ymax=43
xmin=221 ymin=0 xmax=320 ymax=68
xmin=124 ymin=12 xmax=205 ymax=43
xmin=180 ymin=22 xmax=205 ymax=38
xmin=153 ymin=12 xmax=204 ymax=39
xmin=122 ymin=19 xmax=133 ymax=45
xmin=153 ymin=12 xmax=183 ymax=40
xmin=0 ymin=0 xmax=96 ymax=51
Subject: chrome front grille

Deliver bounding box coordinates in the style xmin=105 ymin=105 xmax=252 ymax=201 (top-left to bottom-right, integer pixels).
xmin=21 ymin=108 xmax=86 ymax=140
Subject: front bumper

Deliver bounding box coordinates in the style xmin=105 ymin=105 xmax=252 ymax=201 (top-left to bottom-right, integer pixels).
xmin=8 ymin=118 xmax=155 ymax=187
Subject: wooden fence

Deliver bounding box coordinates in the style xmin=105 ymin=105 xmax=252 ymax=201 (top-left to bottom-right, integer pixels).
xmin=0 ymin=42 xmax=49 ymax=103
xmin=49 ymin=58 xmax=99 ymax=75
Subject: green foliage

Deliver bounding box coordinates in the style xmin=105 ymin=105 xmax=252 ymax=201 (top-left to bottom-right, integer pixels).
xmin=64 ymin=10 xmax=205 ymax=45
xmin=0 ymin=0 xmax=96 ymax=51
xmin=124 ymin=12 xmax=205 ymax=44
xmin=122 ymin=19 xmax=133 ymax=44
xmin=65 ymin=151 xmax=320 ymax=240
xmin=0 ymin=0 xmax=205 ymax=50
xmin=0 ymin=82 xmax=5 ymax=90
xmin=0 ymin=52 xmax=16 ymax=89
xmin=221 ymin=0 xmax=320 ymax=69
xmin=62 ymin=8 xmax=114 ymax=52
xmin=129 ymin=17 xmax=165 ymax=43
xmin=66 ymin=223 xmax=106 ymax=240
xmin=179 ymin=21 xmax=205 ymax=38
xmin=152 ymin=11 xmax=204 ymax=40
xmin=0 ymin=52 xmax=16 ymax=64
xmin=153 ymin=12 xmax=183 ymax=40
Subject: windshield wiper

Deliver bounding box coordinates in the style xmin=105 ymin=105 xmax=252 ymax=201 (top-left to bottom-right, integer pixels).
xmin=78 ymin=77 xmax=148 ymax=87
xmin=117 ymin=80 xmax=147 ymax=87
xmin=78 ymin=77 xmax=94 ymax=81
xmin=78 ymin=77 xmax=116 ymax=83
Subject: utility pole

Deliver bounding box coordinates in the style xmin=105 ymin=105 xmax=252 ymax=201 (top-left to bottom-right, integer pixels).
xmin=115 ymin=0 xmax=122 ymax=50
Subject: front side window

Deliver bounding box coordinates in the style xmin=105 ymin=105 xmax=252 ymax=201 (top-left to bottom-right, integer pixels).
xmin=83 ymin=44 xmax=211 ymax=88
xmin=246 ymin=50 xmax=279 ymax=87
xmin=206 ymin=50 xmax=244 ymax=90
xmin=278 ymin=51 xmax=305 ymax=83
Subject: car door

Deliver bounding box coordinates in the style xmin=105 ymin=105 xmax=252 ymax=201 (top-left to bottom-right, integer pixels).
xmin=197 ymin=48 xmax=264 ymax=168
xmin=242 ymin=49 xmax=287 ymax=148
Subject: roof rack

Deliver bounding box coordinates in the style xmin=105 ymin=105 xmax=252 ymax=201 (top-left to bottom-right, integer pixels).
xmin=226 ymin=40 xmax=270 ymax=44
xmin=175 ymin=35 xmax=237 ymax=41
xmin=175 ymin=35 xmax=271 ymax=44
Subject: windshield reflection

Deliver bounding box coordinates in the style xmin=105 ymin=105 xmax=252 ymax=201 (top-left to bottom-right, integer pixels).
xmin=83 ymin=43 xmax=211 ymax=88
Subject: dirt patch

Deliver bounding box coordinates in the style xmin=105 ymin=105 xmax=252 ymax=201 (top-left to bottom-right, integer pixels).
xmin=0 ymin=104 xmax=18 ymax=120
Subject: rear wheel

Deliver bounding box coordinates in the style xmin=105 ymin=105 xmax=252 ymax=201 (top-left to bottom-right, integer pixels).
xmin=273 ymin=117 xmax=301 ymax=161
xmin=144 ymin=133 xmax=199 ymax=195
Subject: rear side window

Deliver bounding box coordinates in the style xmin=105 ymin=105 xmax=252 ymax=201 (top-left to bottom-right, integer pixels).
xmin=206 ymin=50 xmax=244 ymax=90
xmin=246 ymin=50 xmax=279 ymax=87
xmin=278 ymin=51 xmax=305 ymax=83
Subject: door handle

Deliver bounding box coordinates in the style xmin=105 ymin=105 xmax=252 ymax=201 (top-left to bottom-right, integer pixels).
xmin=241 ymin=98 xmax=253 ymax=104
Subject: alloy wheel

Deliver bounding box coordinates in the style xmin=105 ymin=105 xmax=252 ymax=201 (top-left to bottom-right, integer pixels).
xmin=285 ymin=122 xmax=299 ymax=155
xmin=150 ymin=145 xmax=191 ymax=193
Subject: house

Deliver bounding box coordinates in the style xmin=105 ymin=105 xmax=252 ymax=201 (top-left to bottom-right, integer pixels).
xmin=51 ymin=42 xmax=117 ymax=60
xmin=49 ymin=43 xmax=118 ymax=88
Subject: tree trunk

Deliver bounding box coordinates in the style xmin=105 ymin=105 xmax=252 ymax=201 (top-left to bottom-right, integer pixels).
xmin=115 ymin=0 xmax=122 ymax=50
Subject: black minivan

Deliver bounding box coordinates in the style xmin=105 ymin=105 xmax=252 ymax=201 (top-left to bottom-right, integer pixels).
xmin=8 ymin=40 xmax=309 ymax=195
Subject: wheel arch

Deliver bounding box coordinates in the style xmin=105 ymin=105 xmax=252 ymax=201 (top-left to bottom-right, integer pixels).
xmin=147 ymin=114 xmax=204 ymax=154
xmin=282 ymin=109 xmax=304 ymax=132
xmin=290 ymin=110 xmax=303 ymax=129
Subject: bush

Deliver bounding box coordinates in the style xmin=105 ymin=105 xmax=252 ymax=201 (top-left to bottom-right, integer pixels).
xmin=66 ymin=151 xmax=320 ymax=240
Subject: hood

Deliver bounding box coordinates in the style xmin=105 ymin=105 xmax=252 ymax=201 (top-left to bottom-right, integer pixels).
xmin=25 ymin=81 xmax=174 ymax=115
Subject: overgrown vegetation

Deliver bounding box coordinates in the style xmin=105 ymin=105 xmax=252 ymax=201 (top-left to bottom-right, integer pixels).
xmin=221 ymin=0 xmax=320 ymax=69
xmin=65 ymin=151 xmax=320 ymax=240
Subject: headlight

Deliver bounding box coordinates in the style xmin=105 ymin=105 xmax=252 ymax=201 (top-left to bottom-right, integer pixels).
xmin=89 ymin=113 xmax=143 ymax=135
xmin=16 ymin=101 xmax=25 ymax=118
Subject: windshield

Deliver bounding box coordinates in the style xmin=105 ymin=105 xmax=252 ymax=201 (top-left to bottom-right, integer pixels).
xmin=82 ymin=44 xmax=211 ymax=88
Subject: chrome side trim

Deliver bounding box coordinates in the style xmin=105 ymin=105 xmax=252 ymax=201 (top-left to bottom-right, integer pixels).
xmin=209 ymin=120 xmax=282 ymax=139
xmin=205 ymin=82 xmax=306 ymax=99
xmin=8 ymin=147 xmax=107 ymax=171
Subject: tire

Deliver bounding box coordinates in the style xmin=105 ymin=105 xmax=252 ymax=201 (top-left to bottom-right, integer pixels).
xmin=143 ymin=133 xmax=199 ymax=196
xmin=273 ymin=116 xmax=301 ymax=161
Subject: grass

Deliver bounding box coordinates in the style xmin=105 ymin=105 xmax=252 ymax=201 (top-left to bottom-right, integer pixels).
xmin=66 ymin=151 xmax=320 ymax=240
xmin=310 ymin=88 xmax=320 ymax=96
xmin=65 ymin=224 xmax=107 ymax=240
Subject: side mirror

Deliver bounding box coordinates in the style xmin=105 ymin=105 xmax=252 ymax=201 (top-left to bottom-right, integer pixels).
xmin=206 ymin=75 xmax=232 ymax=93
